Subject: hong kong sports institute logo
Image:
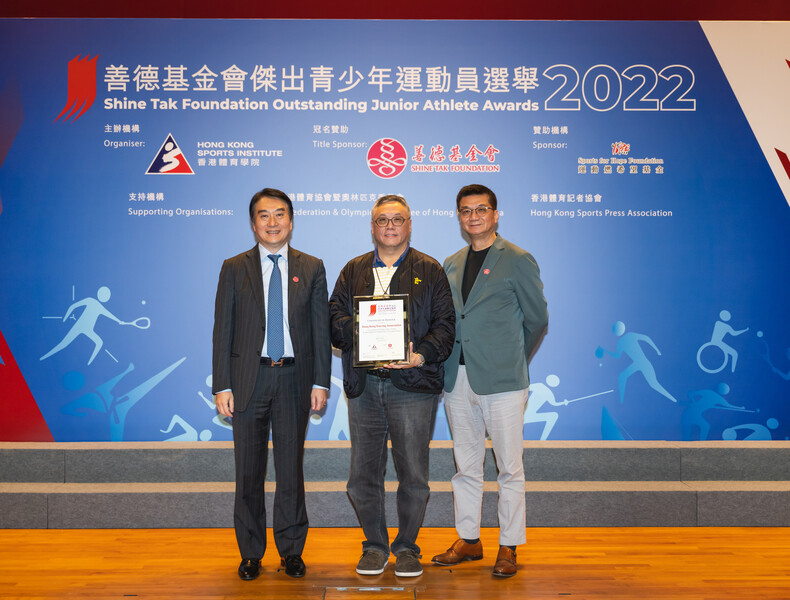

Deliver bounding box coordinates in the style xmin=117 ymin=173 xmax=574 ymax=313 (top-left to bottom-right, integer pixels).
xmin=367 ymin=138 xmax=407 ymax=179
xmin=146 ymin=134 xmax=195 ymax=175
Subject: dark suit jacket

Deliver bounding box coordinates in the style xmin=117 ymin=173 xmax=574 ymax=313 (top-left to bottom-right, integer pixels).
xmin=212 ymin=244 xmax=331 ymax=411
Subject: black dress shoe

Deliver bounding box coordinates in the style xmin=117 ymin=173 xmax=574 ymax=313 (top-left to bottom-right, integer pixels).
xmin=281 ymin=554 xmax=306 ymax=578
xmin=238 ymin=558 xmax=260 ymax=581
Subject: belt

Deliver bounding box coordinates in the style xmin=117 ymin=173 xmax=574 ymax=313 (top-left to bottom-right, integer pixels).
xmin=261 ymin=357 xmax=295 ymax=367
xmin=367 ymin=368 xmax=391 ymax=379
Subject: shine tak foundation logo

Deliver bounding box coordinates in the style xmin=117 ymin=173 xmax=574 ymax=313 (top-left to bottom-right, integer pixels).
xmin=366 ymin=138 xmax=408 ymax=179
xmin=54 ymin=55 xmax=99 ymax=123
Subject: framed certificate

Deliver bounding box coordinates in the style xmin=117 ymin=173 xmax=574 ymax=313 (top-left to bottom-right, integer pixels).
xmin=353 ymin=294 xmax=410 ymax=367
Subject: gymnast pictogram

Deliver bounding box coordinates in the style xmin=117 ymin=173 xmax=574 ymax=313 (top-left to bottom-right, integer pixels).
xmin=62 ymin=357 xmax=184 ymax=441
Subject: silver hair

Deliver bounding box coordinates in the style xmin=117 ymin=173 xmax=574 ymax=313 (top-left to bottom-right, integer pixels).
xmin=372 ymin=194 xmax=410 ymax=214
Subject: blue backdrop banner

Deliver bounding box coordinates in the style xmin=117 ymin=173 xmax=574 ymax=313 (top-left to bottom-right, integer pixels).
xmin=1 ymin=19 xmax=788 ymax=442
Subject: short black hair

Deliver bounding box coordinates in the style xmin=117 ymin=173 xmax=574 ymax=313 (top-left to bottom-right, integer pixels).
xmin=249 ymin=188 xmax=294 ymax=220
xmin=456 ymin=184 xmax=497 ymax=211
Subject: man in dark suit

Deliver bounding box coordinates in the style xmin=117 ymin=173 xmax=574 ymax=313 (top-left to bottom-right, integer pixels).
xmin=213 ymin=187 xmax=331 ymax=581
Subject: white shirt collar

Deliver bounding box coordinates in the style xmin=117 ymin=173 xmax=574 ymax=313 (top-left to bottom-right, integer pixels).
xmin=259 ymin=242 xmax=289 ymax=262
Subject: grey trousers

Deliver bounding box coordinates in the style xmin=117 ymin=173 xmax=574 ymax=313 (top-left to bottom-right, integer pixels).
xmin=444 ymin=366 xmax=528 ymax=546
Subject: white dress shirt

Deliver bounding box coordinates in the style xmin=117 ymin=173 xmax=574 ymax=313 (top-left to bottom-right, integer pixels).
xmin=260 ymin=242 xmax=294 ymax=359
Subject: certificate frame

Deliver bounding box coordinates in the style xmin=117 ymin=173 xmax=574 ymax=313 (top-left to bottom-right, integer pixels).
xmin=353 ymin=294 xmax=410 ymax=368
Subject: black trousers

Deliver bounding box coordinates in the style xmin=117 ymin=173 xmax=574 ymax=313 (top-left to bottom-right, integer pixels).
xmin=231 ymin=362 xmax=309 ymax=559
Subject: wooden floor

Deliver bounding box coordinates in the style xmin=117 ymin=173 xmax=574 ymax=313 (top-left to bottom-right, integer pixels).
xmin=1 ymin=527 xmax=789 ymax=599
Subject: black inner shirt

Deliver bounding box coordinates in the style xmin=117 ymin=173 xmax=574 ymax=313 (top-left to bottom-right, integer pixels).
xmin=459 ymin=245 xmax=491 ymax=364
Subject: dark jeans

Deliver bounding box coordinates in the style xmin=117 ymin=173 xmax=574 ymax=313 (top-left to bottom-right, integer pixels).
xmin=347 ymin=374 xmax=438 ymax=556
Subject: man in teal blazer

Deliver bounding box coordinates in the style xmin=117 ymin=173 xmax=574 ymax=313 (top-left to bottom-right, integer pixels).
xmin=432 ymin=184 xmax=548 ymax=578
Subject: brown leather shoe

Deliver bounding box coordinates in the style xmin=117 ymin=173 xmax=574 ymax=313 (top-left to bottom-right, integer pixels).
xmin=431 ymin=539 xmax=483 ymax=565
xmin=492 ymin=546 xmax=517 ymax=577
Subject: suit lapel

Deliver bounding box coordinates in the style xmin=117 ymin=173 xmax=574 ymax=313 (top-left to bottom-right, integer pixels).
xmin=245 ymin=245 xmax=266 ymax=323
xmin=463 ymin=235 xmax=505 ymax=309
xmin=451 ymin=251 xmax=465 ymax=313
xmin=287 ymin=247 xmax=300 ymax=324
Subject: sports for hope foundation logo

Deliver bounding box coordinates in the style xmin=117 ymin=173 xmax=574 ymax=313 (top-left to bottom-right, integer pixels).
xmin=366 ymin=138 xmax=407 ymax=179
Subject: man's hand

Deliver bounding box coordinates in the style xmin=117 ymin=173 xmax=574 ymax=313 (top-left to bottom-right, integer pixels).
xmin=215 ymin=391 xmax=234 ymax=418
xmin=385 ymin=342 xmax=424 ymax=370
xmin=311 ymin=387 xmax=328 ymax=411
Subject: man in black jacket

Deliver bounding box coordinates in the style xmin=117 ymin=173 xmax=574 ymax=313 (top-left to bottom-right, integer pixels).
xmin=329 ymin=195 xmax=455 ymax=578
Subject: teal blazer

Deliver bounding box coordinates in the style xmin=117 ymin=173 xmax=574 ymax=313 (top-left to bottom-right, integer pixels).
xmin=443 ymin=234 xmax=548 ymax=395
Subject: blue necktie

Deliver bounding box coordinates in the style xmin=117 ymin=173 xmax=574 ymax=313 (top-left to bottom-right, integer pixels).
xmin=267 ymin=254 xmax=284 ymax=362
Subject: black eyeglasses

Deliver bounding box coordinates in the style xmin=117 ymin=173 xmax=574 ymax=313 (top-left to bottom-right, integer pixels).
xmin=373 ymin=216 xmax=409 ymax=227
xmin=458 ymin=206 xmax=494 ymax=218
